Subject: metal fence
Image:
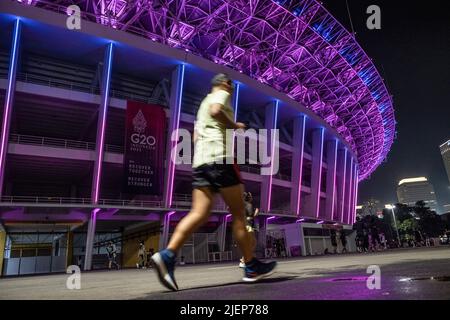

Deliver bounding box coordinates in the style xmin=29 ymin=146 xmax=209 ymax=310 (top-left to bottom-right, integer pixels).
xmin=10 ymin=134 xmax=124 ymax=154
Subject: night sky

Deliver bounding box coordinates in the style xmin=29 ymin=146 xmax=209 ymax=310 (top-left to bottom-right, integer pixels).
xmin=320 ymin=0 xmax=450 ymax=212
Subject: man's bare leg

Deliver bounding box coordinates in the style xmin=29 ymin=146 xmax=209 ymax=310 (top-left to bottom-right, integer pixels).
xmin=167 ymin=187 xmax=214 ymax=252
xmin=219 ymin=184 xmax=253 ymax=263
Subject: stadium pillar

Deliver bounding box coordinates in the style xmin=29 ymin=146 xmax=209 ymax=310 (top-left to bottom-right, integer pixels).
xmin=344 ymin=157 xmax=354 ymax=224
xmin=66 ymin=229 xmax=73 ymax=268
xmin=217 ymin=215 xmax=228 ymax=252
xmin=0 ymin=19 xmax=21 ymax=197
xmin=325 ymin=139 xmax=338 ymax=220
xmin=310 ymin=128 xmax=324 ymax=218
xmin=336 ymin=149 xmax=348 ymax=222
xmin=163 ymin=65 xmax=185 ymax=208
xmin=352 ymin=167 xmax=359 ymax=224
xmin=298 ymin=224 xmax=307 ymax=256
xmin=91 ymin=42 xmax=114 ymax=203
xmin=84 ymin=208 xmax=99 ymax=271
xmin=257 ymin=216 xmax=268 ymax=258
xmin=290 ymin=115 xmax=306 ymax=216
xmin=350 ymin=164 xmax=358 ymax=224
xmin=84 ymin=43 xmax=113 ymax=271
xmin=260 ymin=101 xmax=279 ymax=213
xmin=0 ymin=227 xmax=6 ymax=276
xmin=159 ymin=211 xmax=175 ymax=250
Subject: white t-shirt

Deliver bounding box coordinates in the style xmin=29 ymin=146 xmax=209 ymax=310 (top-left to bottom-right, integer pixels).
xmin=192 ymin=89 xmax=234 ymax=168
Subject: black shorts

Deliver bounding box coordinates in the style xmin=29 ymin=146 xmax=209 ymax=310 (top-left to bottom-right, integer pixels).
xmin=192 ymin=162 xmax=243 ymax=193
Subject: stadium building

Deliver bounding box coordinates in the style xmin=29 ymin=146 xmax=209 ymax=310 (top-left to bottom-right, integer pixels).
xmin=0 ymin=0 xmax=395 ymax=276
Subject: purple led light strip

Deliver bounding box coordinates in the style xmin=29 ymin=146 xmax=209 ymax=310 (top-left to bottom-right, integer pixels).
xmin=339 ymin=149 xmax=348 ymax=223
xmin=0 ymin=19 xmax=20 ymax=196
xmin=165 ymin=64 xmax=185 ymax=208
xmin=295 ymin=115 xmax=306 ymax=216
xmin=266 ymin=100 xmax=279 ymax=212
xmin=93 ymin=42 xmax=114 ymax=204
xmin=353 ymin=169 xmax=359 ymax=224
xmin=315 ymin=128 xmax=324 ymax=218
xmin=346 ymin=157 xmax=354 ymax=224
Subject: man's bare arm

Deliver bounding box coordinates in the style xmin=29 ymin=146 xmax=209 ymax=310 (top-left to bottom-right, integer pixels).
xmin=209 ymin=103 xmax=245 ymax=129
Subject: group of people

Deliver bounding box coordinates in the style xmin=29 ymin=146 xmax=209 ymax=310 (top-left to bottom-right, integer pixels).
xmin=353 ymin=216 xmax=387 ymax=253
xmin=137 ymin=241 xmax=155 ymax=269
xmin=329 ymin=230 xmax=348 ymax=254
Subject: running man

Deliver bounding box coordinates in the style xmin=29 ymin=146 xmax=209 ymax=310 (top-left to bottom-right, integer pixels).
xmin=239 ymin=192 xmax=259 ymax=268
xmin=151 ymin=73 xmax=277 ymax=291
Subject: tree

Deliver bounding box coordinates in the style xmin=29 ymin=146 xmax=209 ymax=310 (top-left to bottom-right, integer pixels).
xmin=394 ymin=203 xmax=413 ymax=223
xmin=398 ymin=218 xmax=418 ymax=239
xmin=413 ymin=201 xmax=445 ymax=237
xmin=380 ymin=209 xmax=396 ymax=241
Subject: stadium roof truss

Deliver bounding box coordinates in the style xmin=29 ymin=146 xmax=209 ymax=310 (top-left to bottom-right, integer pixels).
xmin=14 ymin=0 xmax=396 ymax=180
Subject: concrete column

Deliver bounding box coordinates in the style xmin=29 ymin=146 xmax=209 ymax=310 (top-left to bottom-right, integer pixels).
xmin=159 ymin=211 xmax=175 ymax=250
xmin=256 ymin=216 xmax=268 ymax=258
xmin=84 ymin=208 xmax=99 ymax=271
xmin=299 ymin=224 xmax=306 ymax=256
xmin=290 ymin=115 xmax=306 ymax=216
xmin=325 ymin=139 xmax=338 ymax=220
xmin=91 ymin=43 xmax=114 ymax=204
xmin=0 ymin=228 xmax=6 ymax=276
xmin=163 ymin=65 xmax=185 ymax=208
xmin=336 ymin=148 xmax=348 ymax=222
xmin=344 ymin=156 xmax=354 ymax=224
xmin=217 ymin=215 xmax=228 ymax=252
xmin=66 ymin=230 xmax=73 ymax=268
xmin=310 ymin=128 xmax=324 ymax=218
xmin=260 ymin=101 xmax=279 ymax=213
xmin=351 ymin=165 xmax=359 ymax=224
xmin=0 ymin=19 xmax=21 ymax=197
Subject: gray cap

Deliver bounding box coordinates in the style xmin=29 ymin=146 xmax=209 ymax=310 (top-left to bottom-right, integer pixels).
xmin=211 ymin=73 xmax=232 ymax=87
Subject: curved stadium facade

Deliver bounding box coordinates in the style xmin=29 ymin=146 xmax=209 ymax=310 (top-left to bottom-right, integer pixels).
xmin=0 ymin=0 xmax=395 ymax=274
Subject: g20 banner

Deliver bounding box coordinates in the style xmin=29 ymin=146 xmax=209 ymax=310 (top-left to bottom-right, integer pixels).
xmin=123 ymin=101 xmax=166 ymax=195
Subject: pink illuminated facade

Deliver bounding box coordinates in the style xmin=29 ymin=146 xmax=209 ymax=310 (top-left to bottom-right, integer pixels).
xmin=0 ymin=0 xmax=394 ymax=271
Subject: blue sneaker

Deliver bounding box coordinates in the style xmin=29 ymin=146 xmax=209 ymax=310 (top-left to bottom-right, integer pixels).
xmin=243 ymin=258 xmax=277 ymax=282
xmin=150 ymin=249 xmax=179 ymax=291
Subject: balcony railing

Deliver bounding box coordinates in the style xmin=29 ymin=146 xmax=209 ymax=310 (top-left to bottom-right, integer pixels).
xmin=14 ymin=72 xmax=164 ymax=105
xmin=0 ymin=195 xmax=228 ymax=211
xmin=0 ymin=196 xmax=163 ymax=208
xmin=10 ymin=134 xmax=124 ymax=154
xmin=0 ymin=196 xmax=92 ymax=205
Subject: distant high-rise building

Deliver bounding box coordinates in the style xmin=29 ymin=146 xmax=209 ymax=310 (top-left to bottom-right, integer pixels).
xmin=443 ymin=204 xmax=450 ymax=214
xmin=440 ymin=139 xmax=450 ymax=185
xmin=396 ymin=177 xmax=438 ymax=212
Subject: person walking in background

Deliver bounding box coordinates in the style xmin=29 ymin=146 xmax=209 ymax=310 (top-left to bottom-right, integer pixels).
xmin=106 ymin=241 xmax=120 ymax=270
xmin=379 ymin=232 xmax=387 ymax=250
xmin=340 ymin=230 xmax=347 ymax=253
xmin=150 ymin=74 xmax=276 ymax=291
xmin=137 ymin=241 xmax=146 ymax=269
xmin=330 ymin=230 xmax=338 ymax=254
xmin=353 ymin=216 xmax=364 ymax=253
xmin=239 ymin=192 xmax=259 ymax=268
